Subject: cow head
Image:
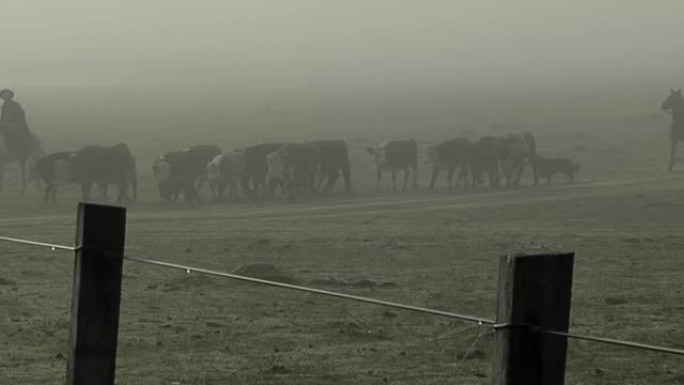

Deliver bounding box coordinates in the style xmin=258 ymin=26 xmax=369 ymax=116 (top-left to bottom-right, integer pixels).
xmin=266 ymin=152 xmax=286 ymax=181
xmin=207 ymin=155 xmax=223 ymax=186
xmin=367 ymin=145 xmax=386 ymax=166
xmin=152 ymin=156 xmax=173 ymax=200
xmin=420 ymin=143 xmax=439 ymax=164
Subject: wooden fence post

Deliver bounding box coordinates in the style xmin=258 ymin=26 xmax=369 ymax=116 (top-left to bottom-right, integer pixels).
xmin=493 ymin=251 xmax=575 ymax=385
xmin=66 ymin=203 xmax=127 ymax=385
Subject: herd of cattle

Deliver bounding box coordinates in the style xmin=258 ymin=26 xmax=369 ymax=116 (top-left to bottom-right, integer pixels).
xmin=26 ymin=132 xmax=580 ymax=205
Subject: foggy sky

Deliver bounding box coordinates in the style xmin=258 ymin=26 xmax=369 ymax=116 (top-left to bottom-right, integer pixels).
xmin=3 ymin=1 xmax=684 ymax=91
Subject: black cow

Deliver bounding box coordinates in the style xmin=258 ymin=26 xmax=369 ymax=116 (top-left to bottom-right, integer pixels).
xmin=533 ymin=156 xmax=580 ymax=183
xmin=236 ymin=143 xmax=284 ymax=198
xmin=367 ymin=139 xmax=418 ymax=192
xmin=34 ymin=151 xmax=75 ymax=204
xmin=70 ymin=143 xmax=137 ymax=203
xmin=422 ymin=138 xmax=471 ymax=191
xmin=469 ymin=136 xmax=500 ymax=188
xmin=310 ymin=140 xmax=351 ymax=194
xmin=271 ymin=142 xmax=320 ymax=199
xmin=152 ymin=144 xmax=221 ymax=204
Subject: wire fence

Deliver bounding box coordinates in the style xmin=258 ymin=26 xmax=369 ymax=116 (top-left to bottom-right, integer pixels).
xmin=2 ymin=234 xmax=684 ymax=358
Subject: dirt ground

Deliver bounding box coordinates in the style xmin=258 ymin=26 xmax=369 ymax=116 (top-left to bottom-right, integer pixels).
xmin=1 ymin=89 xmax=684 ymax=384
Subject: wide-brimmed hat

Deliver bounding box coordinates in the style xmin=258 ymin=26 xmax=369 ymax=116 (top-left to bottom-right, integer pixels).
xmin=0 ymin=89 xmax=15 ymax=98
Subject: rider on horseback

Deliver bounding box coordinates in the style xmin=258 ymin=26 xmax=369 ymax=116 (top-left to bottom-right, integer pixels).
xmin=0 ymin=89 xmax=31 ymax=159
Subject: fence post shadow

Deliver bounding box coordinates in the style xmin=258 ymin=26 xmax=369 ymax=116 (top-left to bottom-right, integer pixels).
xmin=66 ymin=202 xmax=127 ymax=385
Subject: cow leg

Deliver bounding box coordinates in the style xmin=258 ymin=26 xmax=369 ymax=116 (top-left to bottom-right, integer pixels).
xmin=391 ymin=169 xmax=398 ymax=191
xmin=446 ymin=168 xmax=454 ymax=191
xmin=0 ymin=166 xmax=3 ymax=194
xmin=669 ymin=136 xmax=677 ymax=171
xmin=184 ymin=186 xmax=197 ymax=206
xmin=375 ymin=168 xmax=383 ymax=192
xmin=530 ymin=158 xmax=539 ymax=186
xmin=81 ymin=182 xmax=92 ymax=201
xmin=100 ymin=184 xmax=109 ymax=202
xmin=513 ymin=161 xmax=524 ymax=186
xmin=19 ymin=160 xmax=26 ymax=195
xmin=341 ymin=163 xmax=351 ymax=194
xmin=429 ymin=167 xmax=439 ymax=190
xmin=118 ymin=180 xmax=130 ymax=203
xmin=43 ymin=184 xmax=51 ymax=204
xmin=402 ymin=167 xmax=409 ymax=191
xmin=326 ymin=170 xmax=341 ymax=194
xmin=412 ymin=164 xmax=418 ymax=189
xmin=52 ymin=185 xmax=58 ymax=205
xmin=460 ymin=165 xmax=469 ymax=191
xmin=219 ymin=180 xmax=229 ymax=201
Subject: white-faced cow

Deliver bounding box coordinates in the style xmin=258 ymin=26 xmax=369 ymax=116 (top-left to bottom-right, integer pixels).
xmin=367 ymin=139 xmax=418 ymax=192
xmin=207 ymin=152 xmax=246 ymax=201
xmin=266 ymin=151 xmax=286 ymax=197
xmin=422 ymin=138 xmax=471 ymax=191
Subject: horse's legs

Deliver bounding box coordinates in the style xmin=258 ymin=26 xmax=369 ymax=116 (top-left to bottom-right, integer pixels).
xmin=669 ymin=136 xmax=677 ymax=171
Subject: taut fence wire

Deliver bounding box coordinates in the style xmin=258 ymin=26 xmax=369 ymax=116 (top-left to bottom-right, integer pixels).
xmin=2 ymin=235 xmax=684 ymax=357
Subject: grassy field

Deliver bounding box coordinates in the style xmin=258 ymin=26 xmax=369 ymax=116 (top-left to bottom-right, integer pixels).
xmin=1 ymin=86 xmax=684 ymax=384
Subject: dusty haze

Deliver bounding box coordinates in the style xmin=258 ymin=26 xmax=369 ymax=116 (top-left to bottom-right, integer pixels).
xmin=4 ymin=1 xmax=683 ymax=90
xmin=2 ymin=1 xmax=683 ymax=159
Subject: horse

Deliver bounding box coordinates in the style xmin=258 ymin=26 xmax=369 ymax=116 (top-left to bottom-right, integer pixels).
xmin=0 ymin=124 xmax=43 ymax=194
xmin=662 ymin=89 xmax=684 ymax=171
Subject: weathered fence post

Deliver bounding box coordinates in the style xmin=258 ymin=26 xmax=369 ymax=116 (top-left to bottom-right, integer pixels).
xmin=493 ymin=251 xmax=575 ymax=385
xmin=66 ymin=203 xmax=127 ymax=385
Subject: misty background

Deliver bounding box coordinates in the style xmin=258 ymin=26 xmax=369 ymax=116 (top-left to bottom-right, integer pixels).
xmin=3 ymin=1 xmax=684 ymax=163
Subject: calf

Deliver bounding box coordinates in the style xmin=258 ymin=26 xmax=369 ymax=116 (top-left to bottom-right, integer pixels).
xmin=35 ymin=151 xmax=75 ymax=204
xmin=533 ymin=157 xmax=580 ymax=183
xmin=367 ymin=139 xmax=418 ymax=192
xmin=422 ymin=138 xmax=471 ymax=191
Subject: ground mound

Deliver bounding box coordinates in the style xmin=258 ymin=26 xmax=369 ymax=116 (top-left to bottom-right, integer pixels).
xmin=232 ymin=263 xmax=298 ymax=284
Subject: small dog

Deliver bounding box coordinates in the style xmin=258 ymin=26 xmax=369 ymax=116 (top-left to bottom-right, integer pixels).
xmin=533 ymin=156 xmax=580 ymax=183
